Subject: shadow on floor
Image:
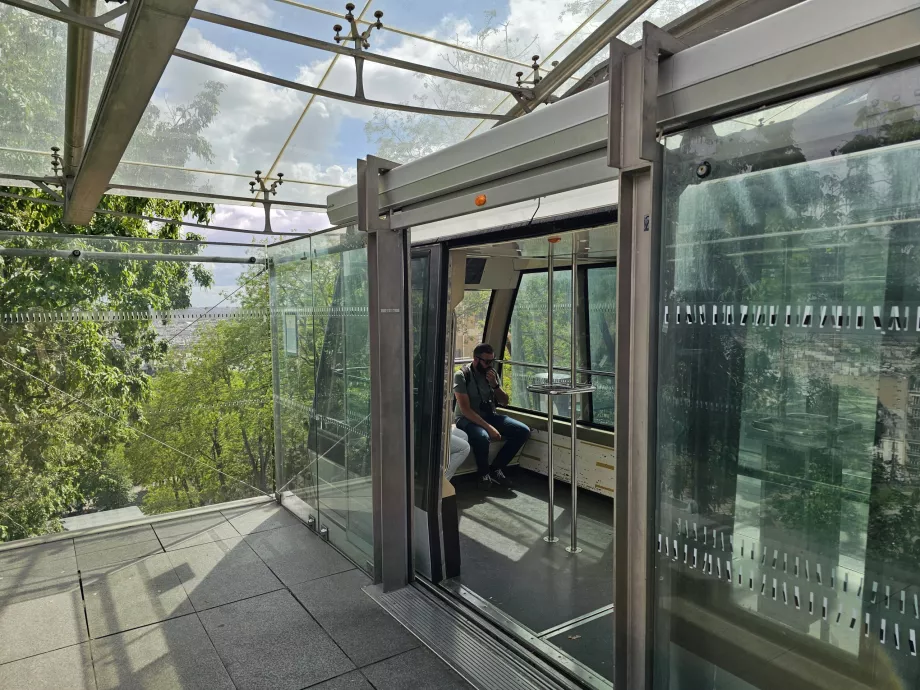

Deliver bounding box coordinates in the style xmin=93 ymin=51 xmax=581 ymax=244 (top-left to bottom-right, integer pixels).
xmin=450 ymin=468 xmax=614 ymax=681
xmin=0 ymin=501 xmax=471 ymax=690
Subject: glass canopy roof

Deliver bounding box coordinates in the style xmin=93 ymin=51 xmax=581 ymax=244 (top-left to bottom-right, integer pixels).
xmin=0 ymin=0 xmax=708 ymax=221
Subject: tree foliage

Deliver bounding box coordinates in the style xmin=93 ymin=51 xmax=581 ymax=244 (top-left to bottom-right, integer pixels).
xmin=0 ymin=6 xmax=232 ymax=540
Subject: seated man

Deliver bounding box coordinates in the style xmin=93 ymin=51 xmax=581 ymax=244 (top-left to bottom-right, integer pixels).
xmin=454 ymin=343 xmax=531 ymax=490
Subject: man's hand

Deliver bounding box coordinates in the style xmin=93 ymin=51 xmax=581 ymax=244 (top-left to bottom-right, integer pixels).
xmin=486 ymin=425 xmax=502 ymax=441
xmin=486 ymin=369 xmax=500 ymax=388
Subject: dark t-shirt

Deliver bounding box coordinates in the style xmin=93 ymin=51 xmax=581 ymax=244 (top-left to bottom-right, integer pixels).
xmin=453 ymin=365 xmax=495 ymax=422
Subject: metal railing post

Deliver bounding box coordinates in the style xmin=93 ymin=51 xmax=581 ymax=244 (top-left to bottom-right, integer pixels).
xmin=544 ymin=237 xmax=559 ymax=543
xmin=567 ymin=241 xmax=582 ymax=553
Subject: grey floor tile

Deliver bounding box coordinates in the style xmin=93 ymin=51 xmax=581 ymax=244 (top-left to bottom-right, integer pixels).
xmin=361 ymin=648 xmax=471 ymax=690
xmin=291 ymin=570 xmax=418 ymax=667
xmin=221 ymin=503 xmax=302 ymax=535
xmin=152 ymin=512 xmax=233 ymax=540
xmin=82 ymin=552 xmax=194 ymax=638
xmin=74 ymin=525 xmax=158 ymax=556
xmin=92 ymin=613 xmax=234 ymax=690
xmin=157 ymin=522 xmax=240 ymax=552
xmin=0 ymin=539 xmax=76 ymax=572
xmin=199 ymin=589 xmax=355 ymax=690
xmin=0 ymin=642 xmax=96 ymax=690
xmin=76 ymin=539 xmax=164 ymax=570
xmin=0 ymin=587 xmax=88 ymax=664
xmin=165 ymin=537 xmax=283 ymax=611
xmin=0 ymin=555 xmax=79 ymax=604
xmin=305 ymin=670 xmax=374 ymax=690
xmin=244 ymin=524 xmax=354 ymax=587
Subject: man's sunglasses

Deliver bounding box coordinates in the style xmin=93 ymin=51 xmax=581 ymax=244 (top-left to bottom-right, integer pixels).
xmin=476 ymin=356 xmax=495 ymax=366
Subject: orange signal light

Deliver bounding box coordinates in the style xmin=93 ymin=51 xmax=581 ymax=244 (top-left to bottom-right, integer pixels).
xmin=548 ymin=236 xmax=561 ymax=244
xmin=474 ymin=194 xmax=487 ymax=207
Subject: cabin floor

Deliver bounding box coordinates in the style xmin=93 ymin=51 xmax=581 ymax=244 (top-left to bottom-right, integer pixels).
xmin=448 ymin=468 xmax=614 ymax=683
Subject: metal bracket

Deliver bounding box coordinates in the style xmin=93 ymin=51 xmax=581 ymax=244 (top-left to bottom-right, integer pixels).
xmin=250 ymin=169 xmax=284 ymax=234
xmin=515 ymin=56 xmax=558 ymax=88
xmin=319 ymin=524 xmax=330 ymax=541
xmin=607 ymin=22 xmax=686 ymax=168
xmin=357 ymin=155 xmax=400 ymax=234
xmin=333 ymin=2 xmax=384 ymax=100
xmin=640 ymin=23 xmax=686 ymax=163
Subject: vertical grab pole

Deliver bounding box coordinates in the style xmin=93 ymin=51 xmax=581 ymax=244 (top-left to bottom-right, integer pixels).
xmin=545 ymin=237 xmax=559 ymax=543
xmin=567 ymin=239 xmax=582 ymax=553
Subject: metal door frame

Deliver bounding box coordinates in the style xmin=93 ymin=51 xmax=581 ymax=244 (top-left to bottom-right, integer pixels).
xmin=608 ymin=3 xmax=920 ymax=688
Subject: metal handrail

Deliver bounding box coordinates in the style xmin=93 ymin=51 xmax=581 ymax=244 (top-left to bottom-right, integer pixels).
xmin=496 ymin=358 xmax=614 ymax=378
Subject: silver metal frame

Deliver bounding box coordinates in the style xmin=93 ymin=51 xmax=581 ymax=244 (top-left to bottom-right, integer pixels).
xmin=0 ymin=190 xmax=312 ymax=237
xmin=567 ymin=242 xmax=581 ymax=554
xmin=64 ymin=0 xmax=198 ymax=224
xmin=268 ymin=259 xmax=285 ymax=503
xmin=0 ymin=247 xmax=264 ymax=264
xmin=500 ymin=0 xmax=658 ymax=119
xmin=1 ymin=0 xmax=524 ymax=125
xmin=609 ymin=21 xmax=675 ymax=690
xmin=544 ymin=239 xmax=558 ymax=543
xmin=360 ymin=155 xmax=415 ymax=592
xmin=63 ymin=0 xmax=94 ymax=176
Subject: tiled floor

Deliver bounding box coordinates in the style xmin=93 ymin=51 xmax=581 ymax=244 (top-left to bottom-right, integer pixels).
xmin=0 ymin=502 xmax=472 ymax=690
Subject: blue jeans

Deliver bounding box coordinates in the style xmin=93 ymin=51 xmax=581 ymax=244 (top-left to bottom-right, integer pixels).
xmin=456 ymin=414 xmax=531 ymax=477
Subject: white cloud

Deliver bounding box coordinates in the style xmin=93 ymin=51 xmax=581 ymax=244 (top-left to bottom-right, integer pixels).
xmin=194 ymin=0 xmax=275 ymax=26
xmin=125 ymin=0 xmax=698 ymax=219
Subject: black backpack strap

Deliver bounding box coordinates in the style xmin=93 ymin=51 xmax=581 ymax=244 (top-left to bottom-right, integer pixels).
xmin=461 ymin=364 xmax=471 ymax=385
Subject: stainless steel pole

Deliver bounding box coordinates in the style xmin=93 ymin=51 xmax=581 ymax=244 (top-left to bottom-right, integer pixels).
xmin=268 ymin=260 xmax=285 ymax=503
xmin=442 ymin=315 xmax=457 ymax=477
xmin=567 ymin=240 xmax=582 ymax=553
xmin=545 ymin=238 xmax=558 ymax=543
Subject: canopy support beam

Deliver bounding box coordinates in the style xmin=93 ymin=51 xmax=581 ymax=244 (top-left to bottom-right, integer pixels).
xmin=63 ymin=0 xmax=95 ymax=176
xmin=501 ymin=0 xmax=657 ymax=121
xmin=63 ymin=0 xmax=198 ymax=224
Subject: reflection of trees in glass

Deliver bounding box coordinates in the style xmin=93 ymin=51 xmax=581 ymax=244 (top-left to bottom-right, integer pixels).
xmin=657 ymin=68 xmax=920 ymax=684
xmin=507 ymin=270 xmax=572 ymax=411
xmin=0 ymin=5 xmax=225 ymax=189
xmin=587 ymin=266 xmax=616 ymax=425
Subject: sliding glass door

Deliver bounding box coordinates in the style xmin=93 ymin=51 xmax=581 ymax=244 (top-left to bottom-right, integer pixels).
xmin=654 ymin=65 xmax=920 ymax=689
xmin=269 ymin=229 xmax=373 ymax=571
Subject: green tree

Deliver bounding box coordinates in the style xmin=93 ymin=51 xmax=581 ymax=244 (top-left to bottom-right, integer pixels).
xmin=125 ymin=267 xmax=275 ymax=513
xmin=0 ymin=6 xmax=228 ymax=541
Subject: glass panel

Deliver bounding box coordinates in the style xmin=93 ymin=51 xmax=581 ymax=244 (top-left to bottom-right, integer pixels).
xmin=453 ymin=289 xmax=491 ymax=361
xmin=311 ymin=230 xmax=372 ymax=568
xmin=411 ymin=253 xmax=434 ymax=510
xmin=655 ymin=65 xmax=920 ymax=689
xmin=0 ymin=6 xmax=66 ymax=178
xmin=270 ymin=235 xmax=318 ymax=522
xmin=112 ymin=53 xmax=309 ymax=198
xmin=269 ymin=229 xmax=371 ymax=569
xmin=1 ymin=231 xmax=272 ymax=542
xmin=587 ymin=265 xmax=616 ymax=426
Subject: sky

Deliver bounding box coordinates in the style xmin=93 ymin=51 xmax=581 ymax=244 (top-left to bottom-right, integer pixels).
xmin=113 ymin=0 xmax=703 ymax=222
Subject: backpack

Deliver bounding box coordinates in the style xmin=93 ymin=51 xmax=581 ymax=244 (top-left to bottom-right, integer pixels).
xmin=451 ymin=365 xmax=472 ymax=412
